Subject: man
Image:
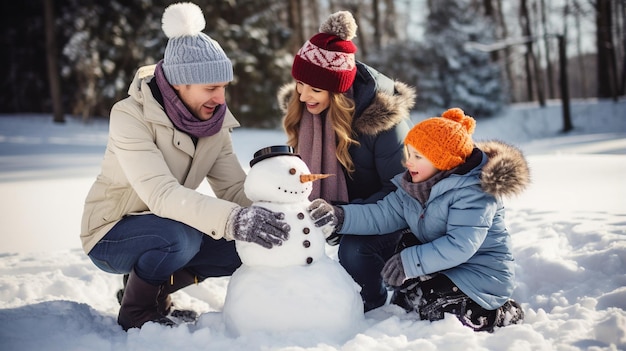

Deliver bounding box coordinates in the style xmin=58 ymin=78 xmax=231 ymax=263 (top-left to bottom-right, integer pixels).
xmin=80 ymin=2 xmax=289 ymax=331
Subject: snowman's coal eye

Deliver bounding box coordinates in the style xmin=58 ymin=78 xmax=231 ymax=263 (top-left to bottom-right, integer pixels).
xmin=289 ymin=168 xmax=297 ymax=175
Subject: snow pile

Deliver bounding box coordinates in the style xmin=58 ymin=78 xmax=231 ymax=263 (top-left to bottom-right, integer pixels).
xmin=0 ymin=98 xmax=625 ymax=350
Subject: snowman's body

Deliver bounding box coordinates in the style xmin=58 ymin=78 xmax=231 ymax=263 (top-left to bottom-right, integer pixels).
xmin=234 ymin=200 xmax=327 ymax=267
xmin=223 ymin=154 xmax=363 ymax=339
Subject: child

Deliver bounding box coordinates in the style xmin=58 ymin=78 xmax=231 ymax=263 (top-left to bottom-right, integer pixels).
xmin=310 ymin=107 xmax=529 ymax=332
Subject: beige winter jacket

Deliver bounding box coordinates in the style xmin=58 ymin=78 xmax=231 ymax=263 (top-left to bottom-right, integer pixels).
xmin=80 ymin=64 xmax=251 ymax=254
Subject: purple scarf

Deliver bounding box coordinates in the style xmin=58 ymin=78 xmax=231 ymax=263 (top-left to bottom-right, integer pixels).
xmin=154 ymin=60 xmax=226 ymax=138
xmin=298 ymin=110 xmax=349 ymax=203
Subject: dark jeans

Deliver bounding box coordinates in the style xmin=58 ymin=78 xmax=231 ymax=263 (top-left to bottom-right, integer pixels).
xmin=88 ymin=214 xmax=241 ymax=286
xmin=337 ymin=229 xmax=405 ymax=312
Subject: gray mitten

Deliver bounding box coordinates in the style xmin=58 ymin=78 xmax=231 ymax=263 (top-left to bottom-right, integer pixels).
xmin=326 ymin=206 xmax=345 ymax=246
xmin=381 ymin=252 xmax=407 ymax=287
xmin=226 ymin=206 xmax=290 ymax=249
xmin=324 ymin=205 xmax=345 ymax=245
xmin=307 ymin=199 xmax=337 ymax=236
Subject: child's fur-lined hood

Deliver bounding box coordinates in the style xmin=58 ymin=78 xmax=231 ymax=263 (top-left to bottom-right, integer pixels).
xmin=476 ymin=140 xmax=531 ymax=198
xmin=277 ymin=81 xmax=416 ymax=136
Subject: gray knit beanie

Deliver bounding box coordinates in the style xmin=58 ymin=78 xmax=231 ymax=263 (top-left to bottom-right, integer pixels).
xmin=161 ymin=2 xmax=233 ymax=85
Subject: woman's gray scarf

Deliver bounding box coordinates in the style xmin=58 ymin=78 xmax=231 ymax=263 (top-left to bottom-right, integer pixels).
xmin=298 ymin=110 xmax=349 ymax=203
xmin=154 ymin=60 xmax=226 ymax=138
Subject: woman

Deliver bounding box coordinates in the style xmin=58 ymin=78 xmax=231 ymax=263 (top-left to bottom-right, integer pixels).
xmin=277 ymin=11 xmax=416 ymax=312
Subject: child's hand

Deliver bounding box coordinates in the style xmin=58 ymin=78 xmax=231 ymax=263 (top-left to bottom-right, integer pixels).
xmin=381 ymin=253 xmax=406 ymax=287
xmin=307 ymin=199 xmax=338 ymax=236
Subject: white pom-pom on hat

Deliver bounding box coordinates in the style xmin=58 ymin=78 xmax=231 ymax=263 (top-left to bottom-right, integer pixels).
xmin=162 ymin=2 xmax=206 ymax=38
xmin=319 ymin=11 xmax=357 ymax=41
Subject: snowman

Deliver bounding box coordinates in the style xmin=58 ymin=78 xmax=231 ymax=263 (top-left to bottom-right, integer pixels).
xmin=222 ymin=145 xmax=364 ymax=340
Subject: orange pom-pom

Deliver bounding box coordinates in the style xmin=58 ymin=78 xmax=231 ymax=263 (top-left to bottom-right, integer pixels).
xmin=441 ymin=108 xmax=465 ymax=122
xmin=442 ymin=108 xmax=475 ymax=134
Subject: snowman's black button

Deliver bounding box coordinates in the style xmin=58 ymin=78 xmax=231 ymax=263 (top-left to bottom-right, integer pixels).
xmin=303 ymin=227 xmax=310 ymax=234
xmin=297 ymin=212 xmax=305 ymax=220
xmin=303 ymin=240 xmax=311 ymax=248
xmin=306 ymin=257 xmax=313 ymax=264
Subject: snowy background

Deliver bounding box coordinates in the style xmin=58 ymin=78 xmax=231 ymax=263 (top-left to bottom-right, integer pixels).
xmin=1 ymin=99 xmax=625 ymax=350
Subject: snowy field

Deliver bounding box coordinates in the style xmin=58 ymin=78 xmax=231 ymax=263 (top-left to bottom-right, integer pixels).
xmin=0 ymin=99 xmax=625 ymax=350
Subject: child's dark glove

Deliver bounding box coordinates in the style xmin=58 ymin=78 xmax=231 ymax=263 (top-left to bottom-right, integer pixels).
xmin=381 ymin=252 xmax=407 ymax=287
xmin=324 ymin=205 xmax=345 ymax=245
xmin=226 ymin=206 xmax=290 ymax=249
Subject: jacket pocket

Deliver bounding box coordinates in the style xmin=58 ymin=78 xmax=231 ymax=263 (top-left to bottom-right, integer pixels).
xmin=87 ymin=185 xmax=133 ymax=232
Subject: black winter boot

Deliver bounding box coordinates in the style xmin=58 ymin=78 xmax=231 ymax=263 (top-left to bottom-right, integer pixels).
xmin=389 ymin=279 xmax=421 ymax=313
xmin=117 ymin=270 xmax=200 ymax=323
xmin=456 ymin=298 xmax=499 ymax=332
xmin=457 ymin=299 xmax=524 ymax=332
xmin=157 ymin=269 xmax=202 ymax=322
xmin=416 ymin=275 xmax=469 ymax=322
xmin=494 ymin=299 xmax=525 ymax=327
xmin=116 ymin=274 xmax=129 ymax=305
xmin=117 ymin=270 xmax=175 ymax=331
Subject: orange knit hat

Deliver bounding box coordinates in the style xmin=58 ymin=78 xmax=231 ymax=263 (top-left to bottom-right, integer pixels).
xmin=404 ymin=108 xmax=476 ymax=171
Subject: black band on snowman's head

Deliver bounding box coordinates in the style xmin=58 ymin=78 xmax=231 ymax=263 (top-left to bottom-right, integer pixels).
xmin=249 ymin=145 xmax=301 ymax=167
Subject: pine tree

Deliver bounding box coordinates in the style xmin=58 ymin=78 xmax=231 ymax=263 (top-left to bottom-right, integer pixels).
xmin=415 ymin=0 xmax=507 ymax=117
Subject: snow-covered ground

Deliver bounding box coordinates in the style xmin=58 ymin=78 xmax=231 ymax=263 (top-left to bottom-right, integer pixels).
xmin=0 ymin=99 xmax=625 ymax=350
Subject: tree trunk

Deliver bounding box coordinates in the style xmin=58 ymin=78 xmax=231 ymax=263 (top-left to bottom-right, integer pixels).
xmin=373 ymin=0 xmax=381 ymax=51
xmin=43 ymin=0 xmax=64 ymax=124
xmin=351 ymin=5 xmax=367 ymax=58
xmin=618 ymin=0 xmax=626 ymax=95
xmin=288 ymin=0 xmax=304 ymax=54
xmin=596 ymin=0 xmax=619 ymax=100
xmin=558 ymin=35 xmax=573 ymax=132
xmin=520 ymin=0 xmax=535 ymax=101
xmin=541 ymin=0 xmax=556 ymax=98
xmin=383 ymin=0 xmax=397 ymax=42
xmin=495 ymin=0 xmax=516 ymax=102
xmin=304 ymin=0 xmax=320 ymax=37
xmin=573 ymin=0 xmax=590 ymax=97
xmin=483 ymin=0 xmax=501 ymax=62
xmin=531 ymin=1 xmax=546 ymax=106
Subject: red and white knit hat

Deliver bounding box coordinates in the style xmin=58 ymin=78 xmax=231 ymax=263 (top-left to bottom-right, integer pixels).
xmin=291 ymin=11 xmax=358 ymax=93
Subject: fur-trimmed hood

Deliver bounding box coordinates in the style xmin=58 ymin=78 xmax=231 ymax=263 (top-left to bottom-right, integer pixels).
xmin=476 ymin=140 xmax=531 ymax=198
xmin=277 ymin=80 xmax=416 ymax=136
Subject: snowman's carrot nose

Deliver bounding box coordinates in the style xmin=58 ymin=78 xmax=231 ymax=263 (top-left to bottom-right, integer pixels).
xmin=300 ymin=174 xmax=333 ymax=183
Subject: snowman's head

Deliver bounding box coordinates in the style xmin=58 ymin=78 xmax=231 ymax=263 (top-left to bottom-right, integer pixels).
xmin=245 ymin=154 xmax=330 ymax=203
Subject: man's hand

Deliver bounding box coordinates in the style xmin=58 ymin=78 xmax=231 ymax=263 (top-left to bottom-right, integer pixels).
xmin=226 ymin=206 xmax=290 ymax=249
xmin=381 ymin=253 xmax=407 ymax=287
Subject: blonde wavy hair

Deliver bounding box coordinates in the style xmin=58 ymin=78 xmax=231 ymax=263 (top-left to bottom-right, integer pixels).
xmin=283 ymin=87 xmax=360 ymax=175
